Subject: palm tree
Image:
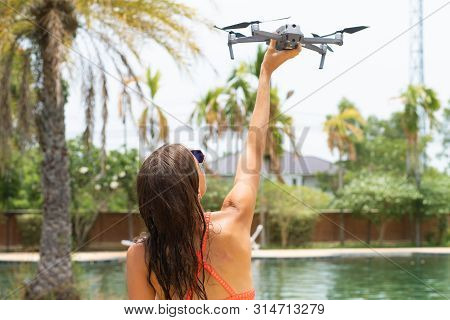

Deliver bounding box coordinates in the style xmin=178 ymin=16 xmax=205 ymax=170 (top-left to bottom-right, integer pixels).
xmin=118 ymin=67 xmax=169 ymax=160
xmin=399 ymin=84 xmax=440 ymax=246
xmin=324 ymin=98 xmax=365 ymax=245
xmin=400 ymin=85 xmax=440 ymax=184
xmin=190 ymin=86 xmax=228 ymax=151
xmin=0 ymin=0 xmax=203 ymax=299
xmin=323 ymin=98 xmax=365 ymax=189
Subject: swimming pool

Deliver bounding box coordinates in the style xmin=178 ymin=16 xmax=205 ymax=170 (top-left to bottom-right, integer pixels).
xmin=1 ymin=254 xmax=448 ymax=299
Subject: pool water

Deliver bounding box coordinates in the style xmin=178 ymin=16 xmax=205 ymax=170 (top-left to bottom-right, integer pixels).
xmin=1 ymin=254 xmax=448 ymax=299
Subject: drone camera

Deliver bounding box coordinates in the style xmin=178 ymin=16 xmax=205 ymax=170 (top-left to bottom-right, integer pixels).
xmin=275 ymin=24 xmax=303 ymax=51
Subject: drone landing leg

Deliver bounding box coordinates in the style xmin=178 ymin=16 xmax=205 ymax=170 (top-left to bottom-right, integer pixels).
xmin=228 ymin=43 xmax=234 ymax=60
xmin=319 ymin=53 xmax=326 ymax=69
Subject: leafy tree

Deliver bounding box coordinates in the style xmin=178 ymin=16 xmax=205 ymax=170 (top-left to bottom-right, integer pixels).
xmin=437 ymin=105 xmax=450 ymax=172
xmin=67 ymin=138 xmax=139 ymax=246
xmin=0 ymin=148 xmax=42 ymax=210
xmin=0 ymin=0 xmax=204 ymax=298
xmin=334 ymin=173 xmax=421 ymax=244
xmin=349 ymin=115 xmax=407 ymax=174
xmin=419 ymin=171 xmax=450 ymax=245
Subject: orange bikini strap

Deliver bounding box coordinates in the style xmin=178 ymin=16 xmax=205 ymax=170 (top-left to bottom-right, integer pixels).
xmin=200 ymin=212 xmax=211 ymax=259
xmin=203 ymin=263 xmax=236 ymax=296
xmin=200 ymin=212 xmax=237 ymax=296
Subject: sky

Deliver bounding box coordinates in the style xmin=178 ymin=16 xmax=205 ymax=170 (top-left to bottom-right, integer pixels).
xmin=65 ymin=0 xmax=450 ymax=169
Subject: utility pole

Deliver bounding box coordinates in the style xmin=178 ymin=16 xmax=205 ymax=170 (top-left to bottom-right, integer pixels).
xmin=410 ymin=0 xmax=426 ymax=166
xmin=409 ymin=0 xmax=425 ymax=247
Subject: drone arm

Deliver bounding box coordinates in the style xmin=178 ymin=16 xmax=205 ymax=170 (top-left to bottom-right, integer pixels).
xmin=302 ymin=36 xmax=343 ymax=46
xmin=302 ymin=43 xmax=324 ymax=54
xmin=229 ymin=35 xmax=273 ymax=44
xmin=252 ymin=30 xmax=282 ymax=40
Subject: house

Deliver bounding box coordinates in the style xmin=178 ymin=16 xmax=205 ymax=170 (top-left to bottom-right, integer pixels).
xmin=208 ymin=151 xmax=337 ymax=188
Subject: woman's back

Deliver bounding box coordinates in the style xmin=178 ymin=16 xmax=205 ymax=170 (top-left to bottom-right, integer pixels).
xmin=127 ymin=210 xmax=255 ymax=300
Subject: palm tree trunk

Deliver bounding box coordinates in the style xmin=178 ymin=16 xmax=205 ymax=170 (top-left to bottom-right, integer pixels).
xmin=26 ymin=9 xmax=76 ymax=299
xmin=412 ymin=140 xmax=422 ymax=247
xmin=338 ymin=153 xmax=345 ymax=245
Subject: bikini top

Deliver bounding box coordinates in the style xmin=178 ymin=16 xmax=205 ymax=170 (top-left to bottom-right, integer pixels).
xmin=185 ymin=212 xmax=255 ymax=300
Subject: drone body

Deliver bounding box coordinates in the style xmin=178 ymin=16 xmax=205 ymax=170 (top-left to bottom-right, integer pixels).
xmin=274 ymin=24 xmax=304 ymax=50
xmin=216 ymin=18 xmax=367 ymax=69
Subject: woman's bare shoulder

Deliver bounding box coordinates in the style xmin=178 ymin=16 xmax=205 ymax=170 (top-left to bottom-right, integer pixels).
xmin=126 ymin=241 xmax=156 ymax=299
xmin=127 ymin=241 xmax=147 ymax=268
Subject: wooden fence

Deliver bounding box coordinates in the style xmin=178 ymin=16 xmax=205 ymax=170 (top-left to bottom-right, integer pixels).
xmin=0 ymin=210 xmax=447 ymax=251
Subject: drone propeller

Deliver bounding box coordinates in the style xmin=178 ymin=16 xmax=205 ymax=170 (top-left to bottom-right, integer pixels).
xmin=214 ymin=25 xmax=246 ymax=38
xmin=218 ymin=16 xmax=291 ymax=30
xmin=311 ymin=33 xmax=334 ymax=52
xmin=320 ymin=26 xmax=369 ymax=38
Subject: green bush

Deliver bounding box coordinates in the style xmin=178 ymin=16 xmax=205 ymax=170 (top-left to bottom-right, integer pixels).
xmin=201 ymin=177 xmax=332 ymax=247
xmin=261 ymin=182 xmax=332 ymax=247
xmin=200 ymin=176 xmax=233 ymax=212
xmin=333 ymin=172 xmax=421 ymax=243
xmin=16 ymin=213 xmax=42 ymax=249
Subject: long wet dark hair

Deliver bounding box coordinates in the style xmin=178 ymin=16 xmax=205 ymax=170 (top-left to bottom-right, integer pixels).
xmin=136 ymin=144 xmax=207 ymax=299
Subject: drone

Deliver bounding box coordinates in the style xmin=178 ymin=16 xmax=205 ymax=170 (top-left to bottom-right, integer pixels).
xmin=215 ymin=17 xmax=368 ymax=69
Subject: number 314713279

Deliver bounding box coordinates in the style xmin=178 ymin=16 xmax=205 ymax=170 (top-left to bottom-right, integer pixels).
xmin=253 ymin=303 xmax=325 ymax=315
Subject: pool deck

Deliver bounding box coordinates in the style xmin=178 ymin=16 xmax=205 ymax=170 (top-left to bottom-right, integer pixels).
xmin=0 ymin=247 xmax=449 ymax=262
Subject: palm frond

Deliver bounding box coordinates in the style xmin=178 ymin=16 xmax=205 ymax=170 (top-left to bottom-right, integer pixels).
xmin=100 ymin=70 xmax=108 ymax=174
xmin=155 ymin=106 xmax=169 ymax=142
xmin=82 ymin=65 xmax=95 ymax=148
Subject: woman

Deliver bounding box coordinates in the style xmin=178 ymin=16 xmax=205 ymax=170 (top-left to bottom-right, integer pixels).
xmin=127 ymin=40 xmax=301 ymax=299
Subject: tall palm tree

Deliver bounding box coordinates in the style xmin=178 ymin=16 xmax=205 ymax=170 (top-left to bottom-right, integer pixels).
xmin=399 ymin=84 xmax=440 ymax=246
xmin=118 ymin=67 xmax=169 ymax=160
xmin=190 ymin=86 xmax=228 ymax=150
xmin=400 ymin=85 xmax=440 ymax=184
xmin=0 ymin=0 xmax=203 ymax=299
xmin=323 ymin=98 xmax=365 ymax=245
xmin=323 ymin=98 xmax=365 ymax=189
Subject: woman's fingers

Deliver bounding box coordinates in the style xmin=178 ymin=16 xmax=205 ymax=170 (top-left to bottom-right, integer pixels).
xmin=268 ymin=39 xmax=277 ymax=50
xmin=263 ymin=39 xmax=302 ymax=74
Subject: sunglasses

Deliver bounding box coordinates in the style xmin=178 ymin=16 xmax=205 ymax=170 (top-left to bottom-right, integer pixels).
xmin=191 ymin=150 xmax=205 ymax=164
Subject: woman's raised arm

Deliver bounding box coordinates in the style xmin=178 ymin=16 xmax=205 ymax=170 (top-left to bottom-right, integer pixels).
xmin=221 ymin=40 xmax=301 ymax=231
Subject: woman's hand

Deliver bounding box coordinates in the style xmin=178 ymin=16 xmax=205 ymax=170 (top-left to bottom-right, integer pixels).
xmin=261 ymin=39 xmax=301 ymax=76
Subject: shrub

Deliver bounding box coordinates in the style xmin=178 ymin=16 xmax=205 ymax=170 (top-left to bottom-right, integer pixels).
xmin=16 ymin=213 xmax=42 ymax=249
xmin=420 ymin=172 xmax=450 ymax=245
xmin=261 ymin=182 xmax=332 ymax=247
xmin=333 ymin=172 xmax=421 ymax=243
xmin=200 ymin=176 xmax=233 ymax=212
